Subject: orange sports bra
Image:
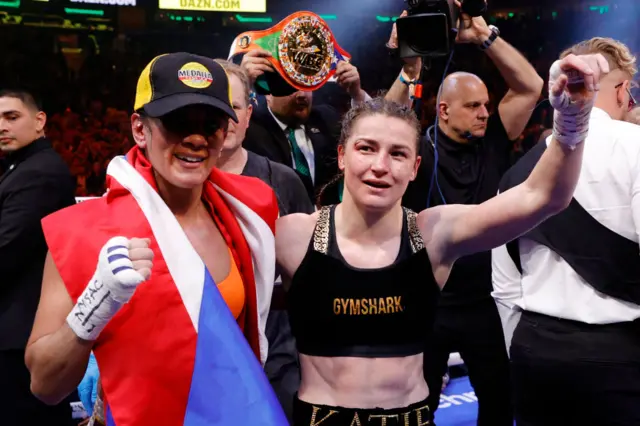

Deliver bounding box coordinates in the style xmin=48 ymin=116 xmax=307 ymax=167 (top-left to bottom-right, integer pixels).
xmin=217 ymin=246 xmax=246 ymax=325
xmin=202 ymin=196 xmax=246 ymax=329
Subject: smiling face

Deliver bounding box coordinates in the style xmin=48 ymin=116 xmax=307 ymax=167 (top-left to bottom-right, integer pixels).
xmin=338 ymin=113 xmax=421 ymax=212
xmin=131 ymin=105 xmax=229 ymax=189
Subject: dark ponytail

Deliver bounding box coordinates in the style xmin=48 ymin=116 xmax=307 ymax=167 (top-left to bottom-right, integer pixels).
xmin=316 ymin=172 xmax=344 ymax=208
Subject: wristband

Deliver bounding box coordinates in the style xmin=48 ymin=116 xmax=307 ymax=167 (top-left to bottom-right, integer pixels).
xmin=399 ymin=72 xmax=417 ymax=87
xmin=480 ymin=25 xmax=500 ymax=51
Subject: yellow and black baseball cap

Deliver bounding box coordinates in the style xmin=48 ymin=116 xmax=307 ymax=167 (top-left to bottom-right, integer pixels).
xmin=134 ymin=52 xmax=238 ymax=122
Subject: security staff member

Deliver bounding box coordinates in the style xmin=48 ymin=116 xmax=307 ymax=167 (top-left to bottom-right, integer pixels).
xmin=0 ymin=89 xmax=76 ymax=425
xmin=386 ymin=6 xmax=543 ymax=424
xmin=493 ymin=37 xmax=640 ymax=426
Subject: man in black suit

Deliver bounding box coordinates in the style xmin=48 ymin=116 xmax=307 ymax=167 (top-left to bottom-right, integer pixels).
xmin=240 ymin=48 xmax=369 ymax=204
xmin=0 ymin=89 xmax=77 ymax=425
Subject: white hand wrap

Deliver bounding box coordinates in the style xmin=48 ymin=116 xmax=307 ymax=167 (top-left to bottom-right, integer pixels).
xmin=67 ymin=237 xmax=147 ymax=341
xmin=548 ymin=60 xmax=595 ymax=149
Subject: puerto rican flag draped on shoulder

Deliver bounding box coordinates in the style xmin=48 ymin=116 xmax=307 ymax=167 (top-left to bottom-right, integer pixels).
xmin=41 ymin=147 xmax=286 ymax=426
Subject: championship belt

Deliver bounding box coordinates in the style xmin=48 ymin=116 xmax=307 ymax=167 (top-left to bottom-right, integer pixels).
xmin=228 ymin=11 xmax=351 ymax=96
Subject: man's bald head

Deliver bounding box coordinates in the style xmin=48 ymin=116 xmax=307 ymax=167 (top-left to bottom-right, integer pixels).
xmin=436 ymin=72 xmax=490 ymax=143
xmin=438 ymin=72 xmax=486 ymax=102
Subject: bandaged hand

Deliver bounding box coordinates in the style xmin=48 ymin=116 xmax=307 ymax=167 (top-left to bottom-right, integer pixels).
xmin=549 ymin=53 xmax=610 ymax=148
xmin=67 ymin=237 xmax=154 ymax=341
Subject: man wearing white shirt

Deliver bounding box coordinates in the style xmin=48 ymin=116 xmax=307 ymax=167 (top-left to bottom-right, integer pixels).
xmin=492 ymin=37 xmax=640 ymax=426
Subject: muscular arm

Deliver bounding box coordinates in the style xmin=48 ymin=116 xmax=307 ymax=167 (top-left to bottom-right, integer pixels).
xmin=422 ymin=53 xmax=606 ymax=270
xmin=25 ymin=252 xmax=93 ymax=405
xmin=384 ymin=61 xmax=422 ymax=109
xmin=383 ymin=11 xmax=422 ymax=109
xmin=484 ymin=34 xmax=544 ymax=140
xmin=385 ymin=71 xmax=413 ymax=108
xmin=425 ymin=137 xmax=582 ymax=265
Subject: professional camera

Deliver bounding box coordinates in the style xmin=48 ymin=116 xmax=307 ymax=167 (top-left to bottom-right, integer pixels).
xmin=396 ymin=0 xmax=487 ymax=58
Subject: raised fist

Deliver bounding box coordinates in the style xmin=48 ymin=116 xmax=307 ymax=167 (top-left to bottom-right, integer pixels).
xmin=68 ymin=236 xmax=154 ymax=341
xmin=98 ymin=236 xmax=153 ymax=303
xmin=548 ymin=53 xmax=609 ymax=148
xmin=549 ymin=53 xmax=610 ymax=113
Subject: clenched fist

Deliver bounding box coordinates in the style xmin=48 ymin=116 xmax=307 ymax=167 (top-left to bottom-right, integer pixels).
xmin=549 ymin=53 xmax=610 ymax=110
xmin=67 ymin=236 xmax=155 ymax=341
xmin=129 ymin=237 xmax=154 ymax=279
xmin=549 ymin=53 xmax=610 ymax=148
xmin=100 ymin=236 xmax=154 ymax=303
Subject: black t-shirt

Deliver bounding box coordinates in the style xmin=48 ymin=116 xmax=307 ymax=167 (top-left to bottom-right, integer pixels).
xmin=403 ymin=116 xmax=513 ymax=305
xmin=242 ymin=150 xmax=314 ymax=216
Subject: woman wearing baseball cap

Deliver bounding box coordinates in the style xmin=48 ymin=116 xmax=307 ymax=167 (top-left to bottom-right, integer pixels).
xmin=26 ymin=53 xmax=287 ymax=426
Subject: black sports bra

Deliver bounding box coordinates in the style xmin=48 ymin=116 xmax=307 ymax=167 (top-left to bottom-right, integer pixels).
xmin=287 ymin=205 xmax=441 ymax=358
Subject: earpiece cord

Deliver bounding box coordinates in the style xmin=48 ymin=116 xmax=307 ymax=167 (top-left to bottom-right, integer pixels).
xmin=426 ymin=47 xmax=456 ymax=208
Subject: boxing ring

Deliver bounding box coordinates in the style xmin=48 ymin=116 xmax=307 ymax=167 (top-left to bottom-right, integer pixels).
xmin=436 ymin=375 xmax=478 ymax=426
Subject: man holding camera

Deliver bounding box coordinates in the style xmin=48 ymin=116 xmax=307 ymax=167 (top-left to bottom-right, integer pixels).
xmin=387 ymin=2 xmax=543 ymax=424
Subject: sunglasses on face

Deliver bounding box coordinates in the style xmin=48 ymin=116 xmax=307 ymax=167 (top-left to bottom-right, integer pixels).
xmin=141 ymin=107 xmax=227 ymax=137
xmin=615 ymin=82 xmax=637 ymax=111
